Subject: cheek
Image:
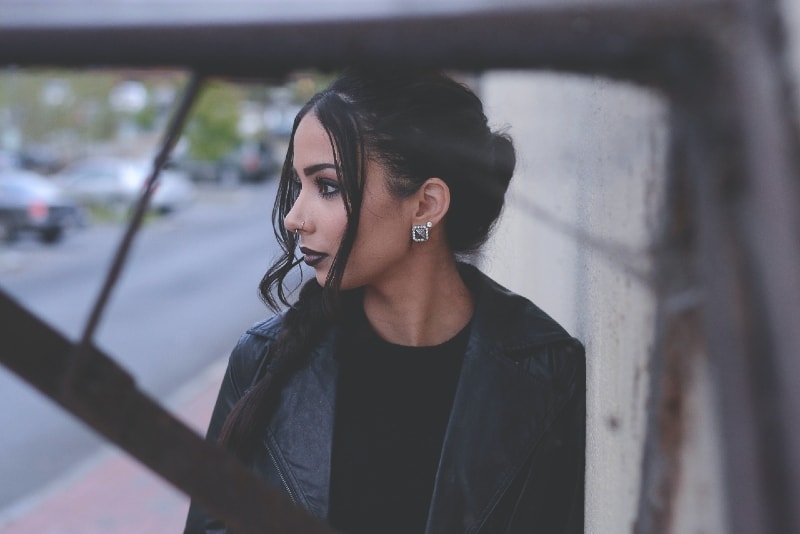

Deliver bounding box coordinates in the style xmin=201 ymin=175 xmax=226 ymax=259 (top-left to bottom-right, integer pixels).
xmin=352 ymin=205 xmax=410 ymax=261
xmin=319 ymin=203 xmax=348 ymax=242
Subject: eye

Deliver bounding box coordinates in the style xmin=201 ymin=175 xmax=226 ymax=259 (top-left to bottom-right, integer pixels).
xmin=315 ymin=177 xmax=340 ymax=199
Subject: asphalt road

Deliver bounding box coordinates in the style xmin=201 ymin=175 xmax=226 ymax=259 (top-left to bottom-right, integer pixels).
xmin=0 ymin=182 xmax=295 ymax=510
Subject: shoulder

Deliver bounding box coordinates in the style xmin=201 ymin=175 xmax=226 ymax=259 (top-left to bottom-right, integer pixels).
xmin=245 ymin=312 xmax=286 ymax=340
xmin=460 ymin=262 xmax=576 ymax=346
xmin=517 ymin=337 xmax=586 ymax=400
xmin=225 ymin=313 xmax=287 ymax=394
xmin=461 ymin=262 xmax=585 ymax=384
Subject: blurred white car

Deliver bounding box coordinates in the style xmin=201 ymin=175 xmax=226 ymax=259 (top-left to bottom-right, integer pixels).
xmin=55 ymin=157 xmax=196 ymax=214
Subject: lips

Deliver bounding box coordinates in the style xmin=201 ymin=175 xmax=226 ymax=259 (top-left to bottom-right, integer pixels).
xmin=299 ymin=246 xmax=328 ymax=267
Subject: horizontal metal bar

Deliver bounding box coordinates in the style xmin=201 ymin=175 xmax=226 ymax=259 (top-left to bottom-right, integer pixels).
xmin=0 ymin=2 xmax=727 ymax=85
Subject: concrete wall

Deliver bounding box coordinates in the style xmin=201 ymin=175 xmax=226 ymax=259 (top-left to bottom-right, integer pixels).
xmin=474 ymin=4 xmax=799 ymax=529
xmin=478 ymin=71 xmax=727 ymax=533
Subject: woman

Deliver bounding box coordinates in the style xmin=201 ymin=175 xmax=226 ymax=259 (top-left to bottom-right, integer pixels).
xmin=185 ymin=70 xmax=585 ymax=534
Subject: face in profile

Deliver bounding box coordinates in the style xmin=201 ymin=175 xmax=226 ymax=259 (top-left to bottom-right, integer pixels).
xmin=286 ymin=113 xmax=418 ymax=290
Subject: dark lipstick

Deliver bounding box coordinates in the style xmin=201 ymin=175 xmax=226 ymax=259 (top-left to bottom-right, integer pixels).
xmin=300 ymin=246 xmax=327 ymax=267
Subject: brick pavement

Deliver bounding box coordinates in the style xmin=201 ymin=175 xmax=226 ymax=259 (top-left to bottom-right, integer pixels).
xmin=0 ymin=359 xmax=226 ymax=534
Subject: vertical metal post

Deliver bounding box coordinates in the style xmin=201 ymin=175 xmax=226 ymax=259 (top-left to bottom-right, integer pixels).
xmin=76 ymin=73 xmax=204 ymax=358
xmin=679 ymin=12 xmax=800 ymax=528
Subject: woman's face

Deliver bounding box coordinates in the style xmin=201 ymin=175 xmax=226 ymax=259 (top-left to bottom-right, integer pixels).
xmin=285 ymin=112 xmax=416 ymax=289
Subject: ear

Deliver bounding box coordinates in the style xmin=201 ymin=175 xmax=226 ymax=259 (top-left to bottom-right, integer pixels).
xmin=411 ymin=178 xmax=450 ymax=226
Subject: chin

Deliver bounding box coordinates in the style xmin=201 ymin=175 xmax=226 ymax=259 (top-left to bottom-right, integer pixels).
xmin=315 ymin=268 xmax=331 ymax=287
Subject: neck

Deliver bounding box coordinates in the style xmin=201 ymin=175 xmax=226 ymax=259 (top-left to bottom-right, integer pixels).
xmin=362 ymin=251 xmax=474 ymax=347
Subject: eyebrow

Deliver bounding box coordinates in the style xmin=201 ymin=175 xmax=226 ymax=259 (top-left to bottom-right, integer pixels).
xmin=302 ymin=163 xmax=337 ymax=176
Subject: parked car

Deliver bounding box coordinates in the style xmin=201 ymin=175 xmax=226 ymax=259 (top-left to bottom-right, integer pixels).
xmin=219 ymin=140 xmax=280 ymax=184
xmin=0 ymin=169 xmax=86 ymax=243
xmin=55 ymin=157 xmax=196 ymax=214
xmin=17 ymin=144 xmax=67 ymax=175
xmin=169 ymin=140 xmax=280 ymax=186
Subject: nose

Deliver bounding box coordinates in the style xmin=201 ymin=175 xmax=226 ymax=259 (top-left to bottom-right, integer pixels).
xmin=284 ymin=194 xmax=307 ymax=235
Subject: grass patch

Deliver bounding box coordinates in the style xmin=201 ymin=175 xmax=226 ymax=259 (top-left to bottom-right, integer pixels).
xmin=86 ymin=204 xmax=159 ymax=225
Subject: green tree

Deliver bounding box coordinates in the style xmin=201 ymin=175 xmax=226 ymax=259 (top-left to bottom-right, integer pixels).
xmin=185 ymin=81 xmax=242 ymax=161
xmin=0 ymin=69 xmax=131 ymax=144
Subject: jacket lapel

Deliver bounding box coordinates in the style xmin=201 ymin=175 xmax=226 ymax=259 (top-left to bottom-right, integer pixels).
xmin=425 ymin=264 xmax=573 ymax=533
xmin=265 ymin=327 xmax=339 ymax=519
xmin=424 ymin=332 xmax=560 ymax=534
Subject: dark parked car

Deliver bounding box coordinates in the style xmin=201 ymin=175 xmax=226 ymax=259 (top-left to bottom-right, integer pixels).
xmin=170 ymin=140 xmax=280 ymax=186
xmin=219 ymin=140 xmax=280 ymax=184
xmin=0 ymin=170 xmax=86 ymax=243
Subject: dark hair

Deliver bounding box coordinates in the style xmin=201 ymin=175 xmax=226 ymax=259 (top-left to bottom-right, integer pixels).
xmin=219 ymin=70 xmax=515 ymax=459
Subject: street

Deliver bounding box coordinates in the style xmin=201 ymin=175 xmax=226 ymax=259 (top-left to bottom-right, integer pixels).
xmin=0 ymin=181 xmax=292 ymax=511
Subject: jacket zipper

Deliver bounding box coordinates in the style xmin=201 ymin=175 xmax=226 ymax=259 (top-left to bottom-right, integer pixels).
xmin=265 ymin=441 xmax=298 ymax=505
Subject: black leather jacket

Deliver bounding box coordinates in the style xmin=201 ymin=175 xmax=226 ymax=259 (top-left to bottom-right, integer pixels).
xmin=186 ymin=264 xmax=585 ymax=533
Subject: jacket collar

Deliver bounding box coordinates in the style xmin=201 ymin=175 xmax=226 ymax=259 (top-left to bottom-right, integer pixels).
xmin=457 ymin=262 xmax=572 ymax=351
xmin=423 ymin=263 xmax=574 ymax=533
xmin=262 ymin=263 xmax=573 ymax=527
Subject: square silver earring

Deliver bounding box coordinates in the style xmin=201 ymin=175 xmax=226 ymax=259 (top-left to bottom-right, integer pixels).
xmin=411 ymin=221 xmax=433 ymax=242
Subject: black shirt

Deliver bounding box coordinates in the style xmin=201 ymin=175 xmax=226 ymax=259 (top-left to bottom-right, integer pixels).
xmin=328 ymin=315 xmax=470 ymax=534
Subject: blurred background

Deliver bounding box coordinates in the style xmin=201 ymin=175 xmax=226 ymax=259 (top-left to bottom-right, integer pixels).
xmin=0 ymin=68 xmax=332 ymax=531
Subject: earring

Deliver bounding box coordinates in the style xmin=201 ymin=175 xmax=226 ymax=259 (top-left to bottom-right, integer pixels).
xmin=411 ymin=221 xmax=433 ymax=242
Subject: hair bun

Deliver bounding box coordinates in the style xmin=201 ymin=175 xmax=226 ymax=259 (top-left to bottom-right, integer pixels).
xmin=489 ymin=132 xmax=516 ymax=193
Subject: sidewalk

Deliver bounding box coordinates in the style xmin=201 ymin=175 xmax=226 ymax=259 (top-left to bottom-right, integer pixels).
xmin=0 ymin=359 xmax=227 ymax=534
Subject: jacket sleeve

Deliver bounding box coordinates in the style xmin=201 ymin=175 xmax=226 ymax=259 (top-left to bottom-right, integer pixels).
xmin=183 ymin=328 xmax=274 ymax=534
xmin=491 ymin=338 xmax=586 ymax=534
xmin=557 ymin=339 xmax=586 ymax=534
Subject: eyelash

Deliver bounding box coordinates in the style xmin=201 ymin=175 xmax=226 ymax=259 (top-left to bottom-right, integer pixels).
xmin=315 ymin=177 xmax=340 ymax=199
xmin=291 ymin=174 xmax=340 ymax=200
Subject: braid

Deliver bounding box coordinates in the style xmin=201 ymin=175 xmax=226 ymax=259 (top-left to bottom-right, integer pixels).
xmin=218 ymin=279 xmax=328 ymax=461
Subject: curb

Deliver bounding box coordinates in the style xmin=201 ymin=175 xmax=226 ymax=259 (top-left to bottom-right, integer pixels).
xmin=0 ymin=357 xmax=227 ymax=532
